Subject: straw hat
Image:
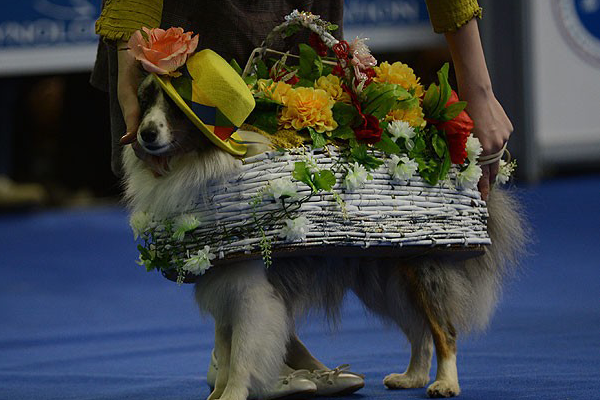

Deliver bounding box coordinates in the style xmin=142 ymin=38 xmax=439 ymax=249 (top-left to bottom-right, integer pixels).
xmin=152 ymin=49 xmax=255 ymax=156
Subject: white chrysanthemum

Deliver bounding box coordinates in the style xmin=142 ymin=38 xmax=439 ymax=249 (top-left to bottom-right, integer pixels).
xmin=182 ymin=246 xmax=216 ymax=275
xmin=387 ymin=155 xmax=419 ymax=183
xmin=496 ymin=159 xmax=516 ymax=185
xmin=344 ymin=162 xmax=370 ymax=191
xmin=130 ymin=211 xmax=153 ymax=240
xmin=388 ymin=120 xmax=416 ymax=150
xmin=456 ymin=162 xmax=483 ymax=190
xmin=278 ymin=216 xmax=311 ymax=242
xmin=172 ymin=214 xmax=201 ymax=241
xmin=268 ymin=177 xmax=299 ymax=200
xmin=466 ymin=134 xmax=483 ymax=162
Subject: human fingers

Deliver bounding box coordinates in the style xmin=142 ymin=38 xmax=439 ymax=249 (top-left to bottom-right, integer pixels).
xmin=478 ymin=164 xmax=490 ymax=201
xmin=117 ymin=42 xmax=142 ymax=145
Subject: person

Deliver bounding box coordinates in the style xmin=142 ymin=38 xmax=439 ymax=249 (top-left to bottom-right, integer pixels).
xmin=92 ymin=0 xmax=513 ymax=397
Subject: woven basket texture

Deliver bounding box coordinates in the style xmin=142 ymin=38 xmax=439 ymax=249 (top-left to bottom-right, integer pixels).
xmin=153 ymin=147 xmax=490 ymax=265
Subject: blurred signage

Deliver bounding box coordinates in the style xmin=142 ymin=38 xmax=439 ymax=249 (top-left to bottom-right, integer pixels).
xmin=0 ymin=0 xmax=100 ymax=75
xmin=554 ymin=0 xmax=600 ymax=67
xmin=344 ymin=0 xmax=440 ymax=50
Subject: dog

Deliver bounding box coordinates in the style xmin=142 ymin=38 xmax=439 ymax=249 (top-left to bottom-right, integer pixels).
xmin=122 ymin=74 xmax=526 ymax=399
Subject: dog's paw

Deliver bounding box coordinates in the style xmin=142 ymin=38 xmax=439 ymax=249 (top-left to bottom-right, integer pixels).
xmin=384 ymin=373 xmax=429 ymax=389
xmin=426 ymin=380 xmax=460 ymax=398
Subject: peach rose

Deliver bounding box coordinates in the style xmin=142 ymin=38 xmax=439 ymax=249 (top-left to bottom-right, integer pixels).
xmin=128 ymin=27 xmax=199 ymax=75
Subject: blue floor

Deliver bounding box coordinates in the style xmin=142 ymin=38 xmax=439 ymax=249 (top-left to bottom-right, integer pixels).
xmin=1 ymin=175 xmax=599 ymax=400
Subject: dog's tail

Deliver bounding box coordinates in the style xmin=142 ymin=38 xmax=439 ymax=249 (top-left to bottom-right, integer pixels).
xmin=406 ymin=188 xmax=528 ymax=335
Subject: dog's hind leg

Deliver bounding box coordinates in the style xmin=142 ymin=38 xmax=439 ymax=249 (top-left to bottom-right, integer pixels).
xmin=403 ymin=267 xmax=460 ymax=398
xmin=207 ymin=324 xmax=231 ymax=400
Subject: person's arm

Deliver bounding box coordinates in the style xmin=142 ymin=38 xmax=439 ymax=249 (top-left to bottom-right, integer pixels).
xmin=95 ymin=0 xmax=164 ymax=143
xmin=444 ymin=18 xmax=513 ymax=200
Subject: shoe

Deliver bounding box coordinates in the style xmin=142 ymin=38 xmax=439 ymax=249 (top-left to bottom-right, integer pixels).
xmin=307 ymin=364 xmax=365 ymax=396
xmin=207 ymin=351 xmax=317 ymax=400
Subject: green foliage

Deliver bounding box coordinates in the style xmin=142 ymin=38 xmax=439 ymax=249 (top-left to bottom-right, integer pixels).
xmin=256 ymin=59 xmax=270 ymax=80
xmin=298 ymin=43 xmax=323 ymax=81
xmin=350 ymin=144 xmax=384 ymax=170
xmin=374 ymin=133 xmax=401 ymax=154
xmin=361 ymin=83 xmax=411 ymax=119
xmin=307 ymin=127 xmax=327 ymax=148
xmin=229 ymin=59 xmax=243 ymax=75
xmin=330 ymin=125 xmax=355 ymax=140
xmin=332 ymin=102 xmax=359 ymax=126
xmin=292 ymin=161 xmax=336 ymax=192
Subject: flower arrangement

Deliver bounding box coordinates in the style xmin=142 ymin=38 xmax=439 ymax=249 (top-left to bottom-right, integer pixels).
xmin=127 ymin=11 xmax=514 ymax=283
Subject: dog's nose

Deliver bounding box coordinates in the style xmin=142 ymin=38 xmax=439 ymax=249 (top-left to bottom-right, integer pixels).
xmin=139 ymin=127 xmax=158 ymax=144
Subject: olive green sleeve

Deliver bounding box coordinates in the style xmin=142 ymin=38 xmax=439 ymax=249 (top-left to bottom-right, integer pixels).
xmin=424 ymin=0 xmax=482 ymax=34
xmin=95 ymin=0 xmax=163 ymax=41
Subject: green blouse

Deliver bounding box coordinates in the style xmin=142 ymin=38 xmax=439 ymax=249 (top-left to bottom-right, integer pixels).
xmin=95 ymin=0 xmax=482 ymax=40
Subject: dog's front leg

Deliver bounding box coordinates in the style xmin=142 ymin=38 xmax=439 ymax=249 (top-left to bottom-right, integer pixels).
xmin=208 ymin=324 xmax=232 ymax=400
xmin=218 ymin=277 xmax=290 ymax=400
xmin=384 ymin=329 xmax=433 ymax=389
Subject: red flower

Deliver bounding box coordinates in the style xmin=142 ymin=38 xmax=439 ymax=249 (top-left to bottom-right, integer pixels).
xmin=332 ymin=64 xmax=345 ymax=77
xmin=285 ymin=74 xmax=299 ymax=85
xmin=309 ymin=33 xmax=328 ymax=57
xmin=354 ymin=114 xmax=382 ymax=144
xmin=435 ymin=90 xmax=474 ymax=164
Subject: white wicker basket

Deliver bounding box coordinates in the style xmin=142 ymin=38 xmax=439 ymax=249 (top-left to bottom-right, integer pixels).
xmin=146 ymin=146 xmax=489 ymax=282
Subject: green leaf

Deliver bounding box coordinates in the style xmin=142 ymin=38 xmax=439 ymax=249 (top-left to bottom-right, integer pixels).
xmin=229 ymin=59 xmax=243 ymax=76
xmin=332 ymin=102 xmax=359 ymax=126
xmin=298 ymin=43 xmax=322 ymax=81
xmin=423 ymin=83 xmax=441 ymax=118
xmin=432 ymin=134 xmax=447 ymax=158
xmin=307 ymin=127 xmax=327 ymax=148
xmin=292 ymin=161 xmax=317 ymax=192
xmin=257 ymin=59 xmax=269 ymax=80
xmin=243 ymin=75 xmax=257 ymax=88
xmin=350 ymin=144 xmax=384 ymax=170
xmin=295 ymin=78 xmax=315 ymax=88
xmin=327 ymin=24 xmax=339 ymax=31
xmin=249 ymin=111 xmax=278 ymax=134
xmin=411 ymin=135 xmax=427 ymax=155
xmin=374 ymin=133 xmax=401 ymax=154
xmin=441 ymin=101 xmax=467 ymax=121
xmin=438 ymin=150 xmax=452 ymax=182
xmin=314 ymin=170 xmax=336 ymax=191
xmin=330 ymin=125 xmax=355 ymax=140
xmin=437 ymin=63 xmax=452 ymax=111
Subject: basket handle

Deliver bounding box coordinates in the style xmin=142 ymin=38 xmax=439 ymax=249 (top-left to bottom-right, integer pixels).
xmin=242 ymin=10 xmax=341 ymax=79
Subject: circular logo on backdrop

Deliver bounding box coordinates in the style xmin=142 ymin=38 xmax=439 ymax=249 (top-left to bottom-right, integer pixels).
xmin=554 ymin=0 xmax=600 ymax=67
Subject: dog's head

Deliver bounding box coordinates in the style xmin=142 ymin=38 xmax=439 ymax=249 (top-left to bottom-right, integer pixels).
xmin=133 ymin=75 xmax=210 ymax=173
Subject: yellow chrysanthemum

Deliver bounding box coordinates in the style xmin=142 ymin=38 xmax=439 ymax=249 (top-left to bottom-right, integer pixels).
xmin=314 ymin=75 xmax=351 ymax=104
xmin=386 ymin=105 xmax=426 ymax=128
xmin=374 ymin=61 xmax=424 ymax=98
xmin=255 ymin=79 xmax=293 ymax=105
xmin=279 ymin=87 xmax=338 ymax=133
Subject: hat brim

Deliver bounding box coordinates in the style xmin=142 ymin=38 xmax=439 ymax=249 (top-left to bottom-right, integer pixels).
xmin=152 ymin=74 xmax=247 ymax=156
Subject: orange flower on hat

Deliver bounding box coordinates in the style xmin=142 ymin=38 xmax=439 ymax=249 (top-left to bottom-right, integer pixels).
xmin=279 ymin=87 xmax=338 ymax=133
xmin=128 ymin=27 xmax=199 ymax=76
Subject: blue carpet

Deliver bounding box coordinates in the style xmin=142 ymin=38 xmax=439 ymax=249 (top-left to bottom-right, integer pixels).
xmin=1 ymin=176 xmax=599 ymax=399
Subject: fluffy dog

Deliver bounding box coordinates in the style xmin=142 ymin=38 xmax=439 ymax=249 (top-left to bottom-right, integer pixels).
xmin=123 ymin=75 xmax=525 ymax=399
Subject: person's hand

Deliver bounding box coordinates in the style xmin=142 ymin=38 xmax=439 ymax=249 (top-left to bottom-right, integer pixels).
xmin=460 ymin=87 xmax=513 ymax=200
xmin=117 ymin=41 xmax=143 ymax=145
xmin=443 ymin=18 xmax=513 ymax=201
